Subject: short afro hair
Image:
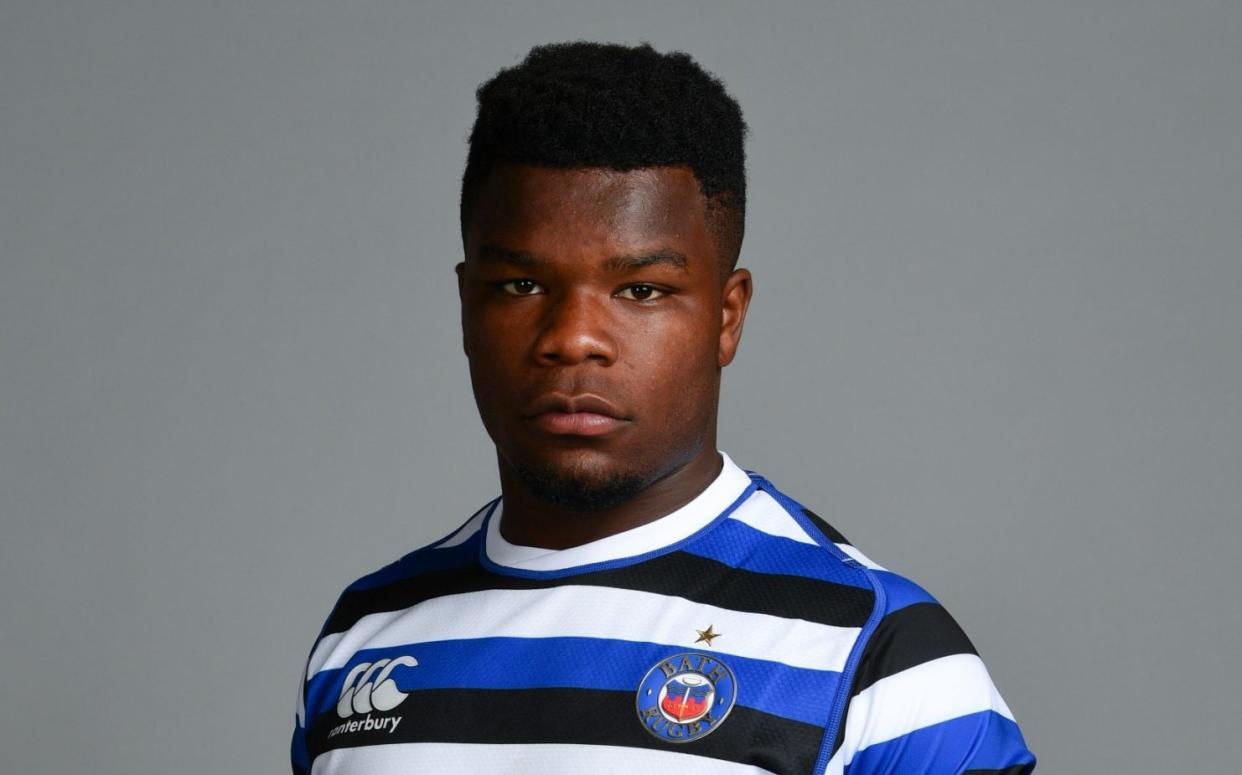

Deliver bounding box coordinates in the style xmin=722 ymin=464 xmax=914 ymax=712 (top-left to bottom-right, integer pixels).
xmin=460 ymin=42 xmax=748 ymax=268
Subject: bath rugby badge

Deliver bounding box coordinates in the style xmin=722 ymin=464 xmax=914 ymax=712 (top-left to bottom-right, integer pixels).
xmin=636 ymin=652 xmax=737 ymax=743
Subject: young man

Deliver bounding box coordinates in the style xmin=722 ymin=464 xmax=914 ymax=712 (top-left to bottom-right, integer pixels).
xmin=292 ymin=43 xmax=1036 ymax=774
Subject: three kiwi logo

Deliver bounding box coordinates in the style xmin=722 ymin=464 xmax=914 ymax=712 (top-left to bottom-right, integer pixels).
xmin=336 ymin=656 xmax=419 ymax=717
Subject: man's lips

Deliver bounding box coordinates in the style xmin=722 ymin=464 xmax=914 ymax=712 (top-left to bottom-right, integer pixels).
xmin=523 ymin=394 xmax=630 ymax=437
xmin=530 ymin=411 xmax=626 ymax=436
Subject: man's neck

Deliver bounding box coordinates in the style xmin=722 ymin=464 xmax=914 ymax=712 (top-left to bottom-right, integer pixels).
xmin=495 ymin=447 xmax=725 ymax=550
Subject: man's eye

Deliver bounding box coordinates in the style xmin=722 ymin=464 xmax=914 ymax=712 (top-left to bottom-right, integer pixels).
xmin=616 ymin=284 xmax=665 ymax=301
xmin=499 ymin=279 xmax=543 ymax=296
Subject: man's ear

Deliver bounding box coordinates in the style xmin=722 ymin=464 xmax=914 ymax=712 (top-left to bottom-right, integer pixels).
xmin=718 ymin=267 xmax=753 ymax=367
xmin=455 ymin=261 xmax=469 ymax=357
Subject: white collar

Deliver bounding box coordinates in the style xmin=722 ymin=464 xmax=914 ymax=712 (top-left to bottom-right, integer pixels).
xmin=484 ymin=451 xmax=752 ymax=573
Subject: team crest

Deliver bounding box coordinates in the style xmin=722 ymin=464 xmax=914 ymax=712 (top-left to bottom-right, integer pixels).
xmin=636 ymin=652 xmax=737 ymax=743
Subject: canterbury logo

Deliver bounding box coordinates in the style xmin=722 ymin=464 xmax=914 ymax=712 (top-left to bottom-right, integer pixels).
xmin=336 ymin=656 xmax=419 ymax=718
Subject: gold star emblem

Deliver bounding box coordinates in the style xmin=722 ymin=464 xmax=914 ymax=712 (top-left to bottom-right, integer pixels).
xmin=694 ymin=625 xmax=722 ymax=647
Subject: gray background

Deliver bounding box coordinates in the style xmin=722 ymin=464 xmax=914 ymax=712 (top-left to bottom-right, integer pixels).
xmin=2 ymin=1 xmax=1238 ymax=772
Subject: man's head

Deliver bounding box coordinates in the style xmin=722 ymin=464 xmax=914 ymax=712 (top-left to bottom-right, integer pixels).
xmin=457 ymin=42 xmax=752 ymax=513
xmin=461 ymin=42 xmax=747 ymax=270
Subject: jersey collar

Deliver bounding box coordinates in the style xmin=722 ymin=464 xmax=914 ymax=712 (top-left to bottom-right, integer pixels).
xmin=483 ymin=451 xmax=753 ymax=575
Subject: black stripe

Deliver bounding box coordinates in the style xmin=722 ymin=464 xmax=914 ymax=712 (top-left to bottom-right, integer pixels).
xmin=322 ymin=550 xmax=874 ymax=636
xmin=800 ymin=508 xmax=851 ymax=545
xmin=828 ymin=602 xmax=979 ymax=757
xmin=850 ymin=602 xmax=978 ymax=696
xmin=307 ymin=687 xmax=823 ymax=774
xmin=964 ymin=764 xmax=1035 ymax=775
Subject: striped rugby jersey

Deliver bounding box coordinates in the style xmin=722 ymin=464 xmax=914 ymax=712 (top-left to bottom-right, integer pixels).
xmin=292 ymin=453 xmax=1035 ymax=774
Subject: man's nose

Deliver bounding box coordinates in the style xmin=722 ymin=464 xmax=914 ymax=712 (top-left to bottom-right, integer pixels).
xmin=533 ymin=290 xmax=618 ymax=366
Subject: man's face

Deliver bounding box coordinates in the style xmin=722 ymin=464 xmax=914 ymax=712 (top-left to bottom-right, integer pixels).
xmin=458 ymin=163 xmax=750 ymax=510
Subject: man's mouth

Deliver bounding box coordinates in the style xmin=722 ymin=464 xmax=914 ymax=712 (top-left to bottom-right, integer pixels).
xmin=524 ymin=394 xmax=630 ymax=437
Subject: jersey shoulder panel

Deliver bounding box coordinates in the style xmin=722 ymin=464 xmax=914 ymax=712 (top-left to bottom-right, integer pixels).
xmin=344 ymin=499 xmax=493 ymax=592
xmin=714 ymin=475 xmax=879 ymax=590
xmin=824 ymin=548 xmax=1035 ymax=772
xmin=738 ymin=474 xmax=1034 ymax=774
xmin=314 ymin=500 xmax=494 ymax=642
xmin=834 ymin=582 xmax=1036 ymax=773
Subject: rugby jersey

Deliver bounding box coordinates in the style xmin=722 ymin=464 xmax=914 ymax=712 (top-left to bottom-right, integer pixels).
xmin=292 ymin=453 xmax=1035 ymax=774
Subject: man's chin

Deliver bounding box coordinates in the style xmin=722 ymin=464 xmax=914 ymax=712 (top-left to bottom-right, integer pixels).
xmin=509 ymin=459 xmax=648 ymax=513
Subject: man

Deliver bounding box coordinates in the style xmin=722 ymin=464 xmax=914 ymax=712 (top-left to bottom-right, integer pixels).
xmin=292 ymin=42 xmax=1035 ymax=774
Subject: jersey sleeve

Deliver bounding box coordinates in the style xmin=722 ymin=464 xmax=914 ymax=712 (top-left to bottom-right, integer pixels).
xmin=293 ymin=590 xmax=347 ymax=775
xmin=291 ymin=662 xmax=311 ymax=775
xmin=831 ymin=585 xmax=1036 ymax=774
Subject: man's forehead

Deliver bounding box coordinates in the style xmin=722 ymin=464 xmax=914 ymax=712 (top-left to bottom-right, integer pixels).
xmin=476 ymin=243 xmax=690 ymax=274
xmin=463 ymin=163 xmax=726 ymax=275
xmin=468 ymin=163 xmax=710 ymax=235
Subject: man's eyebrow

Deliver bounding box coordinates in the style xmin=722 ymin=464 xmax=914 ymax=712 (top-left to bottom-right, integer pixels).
xmin=604 ymin=249 xmax=688 ymax=272
xmin=476 ymin=245 xmax=540 ymax=267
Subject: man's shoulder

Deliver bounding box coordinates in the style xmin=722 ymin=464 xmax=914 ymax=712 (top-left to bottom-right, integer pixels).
xmin=731 ymin=474 xmax=941 ymax=606
xmin=739 ymin=473 xmax=988 ymax=692
xmin=739 ymin=472 xmax=951 ymax=608
xmin=328 ymin=500 xmax=494 ymax=611
xmin=798 ymin=506 xmax=950 ymax=622
xmin=774 ymin=497 xmax=980 ymax=672
xmin=749 ymin=480 xmax=1033 ymax=772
